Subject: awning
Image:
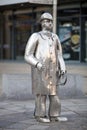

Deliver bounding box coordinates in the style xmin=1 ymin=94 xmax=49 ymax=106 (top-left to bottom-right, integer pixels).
xmin=0 ymin=0 xmax=53 ymax=6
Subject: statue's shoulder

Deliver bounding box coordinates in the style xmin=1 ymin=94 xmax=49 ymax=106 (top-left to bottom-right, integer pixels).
xmin=37 ymin=31 xmax=43 ymax=36
xmin=36 ymin=31 xmax=46 ymax=39
xmin=29 ymin=32 xmax=40 ymax=41
xmin=51 ymin=32 xmax=58 ymax=39
xmin=31 ymin=32 xmax=39 ymax=37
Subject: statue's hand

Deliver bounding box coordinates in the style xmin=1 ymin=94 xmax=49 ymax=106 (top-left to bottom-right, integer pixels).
xmin=42 ymin=63 xmax=46 ymax=71
xmin=59 ymin=70 xmax=67 ymax=85
xmin=36 ymin=62 xmax=46 ymax=71
xmin=60 ymin=70 xmax=67 ymax=75
xmin=36 ymin=62 xmax=43 ymax=71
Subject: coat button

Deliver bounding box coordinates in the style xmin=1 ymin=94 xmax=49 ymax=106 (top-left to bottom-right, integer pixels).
xmin=50 ymin=81 xmax=52 ymax=85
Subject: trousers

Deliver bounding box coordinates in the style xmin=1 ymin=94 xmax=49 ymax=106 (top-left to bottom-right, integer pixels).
xmin=34 ymin=94 xmax=61 ymax=117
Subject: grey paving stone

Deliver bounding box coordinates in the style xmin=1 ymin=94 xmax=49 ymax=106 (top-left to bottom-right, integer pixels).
xmin=5 ymin=122 xmax=29 ymax=130
xmin=20 ymin=119 xmax=38 ymax=125
xmin=0 ymin=120 xmax=13 ymax=128
xmin=2 ymin=129 xmax=22 ymax=130
xmin=27 ymin=124 xmax=49 ymax=130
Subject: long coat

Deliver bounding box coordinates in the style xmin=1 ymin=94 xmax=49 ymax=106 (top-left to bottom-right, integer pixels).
xmin=24 ymin=31 xmax=66 ymax=95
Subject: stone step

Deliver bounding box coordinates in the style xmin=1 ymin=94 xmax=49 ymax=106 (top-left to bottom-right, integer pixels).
xmin=1 ymin=73 xmax=84 ymax=100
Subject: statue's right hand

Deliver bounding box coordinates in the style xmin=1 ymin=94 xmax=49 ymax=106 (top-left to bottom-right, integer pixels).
xmin=36 ymin=62 xmax=43 ymax=71
xmin=36 ymin=62 xmax=46 ymax=71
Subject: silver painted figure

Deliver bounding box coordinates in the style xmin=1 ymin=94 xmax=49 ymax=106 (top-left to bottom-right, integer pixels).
xmin=24 ymin=12 xmax=67 ymax=123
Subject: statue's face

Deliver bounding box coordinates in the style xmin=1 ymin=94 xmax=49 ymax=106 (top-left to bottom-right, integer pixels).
xmin=41 ymin=19 xmax=53 ymax=31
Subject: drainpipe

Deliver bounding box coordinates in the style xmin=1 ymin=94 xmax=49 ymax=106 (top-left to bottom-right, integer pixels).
xmin=53 ymin=0 xmax=57 ymax=33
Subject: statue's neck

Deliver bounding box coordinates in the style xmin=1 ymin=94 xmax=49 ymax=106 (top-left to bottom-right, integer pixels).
xmin=41 ymin=30 xmax=52 ymax=37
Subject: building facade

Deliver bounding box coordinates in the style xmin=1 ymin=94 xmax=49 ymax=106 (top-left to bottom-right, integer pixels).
xmin=0 ymin=0 xmax=87 ymax=62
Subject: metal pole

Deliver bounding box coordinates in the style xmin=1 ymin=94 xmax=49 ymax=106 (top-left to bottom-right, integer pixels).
xmin=53 ymin=0 xmax=57 ymax=33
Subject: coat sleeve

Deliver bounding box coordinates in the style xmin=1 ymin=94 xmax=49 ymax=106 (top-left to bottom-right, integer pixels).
xmin=24 ymin=33 xmax=39 ymax=67
xmin=56 ymin=35 xmax=66 ymax=73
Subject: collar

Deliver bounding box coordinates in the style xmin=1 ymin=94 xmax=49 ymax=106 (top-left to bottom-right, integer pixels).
xmin=42 ymin=30 xmax=52 ymax=37
xmin=38 ymin=30 xmax=55 ymax=41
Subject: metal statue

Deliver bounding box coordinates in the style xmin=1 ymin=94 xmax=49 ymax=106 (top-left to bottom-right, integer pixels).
xmin=24 ymin=12 xmax=67 ymax=123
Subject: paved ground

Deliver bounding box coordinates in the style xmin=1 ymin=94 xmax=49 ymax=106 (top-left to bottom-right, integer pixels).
xmin=0 ymin=98 xmax=87 ymax=130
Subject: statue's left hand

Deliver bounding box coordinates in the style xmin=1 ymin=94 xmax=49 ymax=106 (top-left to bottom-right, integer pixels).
xmin=60 ymin=70 xmax=67 ymax=75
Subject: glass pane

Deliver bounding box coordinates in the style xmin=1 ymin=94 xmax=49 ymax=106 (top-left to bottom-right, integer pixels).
xmin=14 ymin=13 xmax=35 ymax=60
xmin=58 ymin=8 xmax=80 ymax=61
